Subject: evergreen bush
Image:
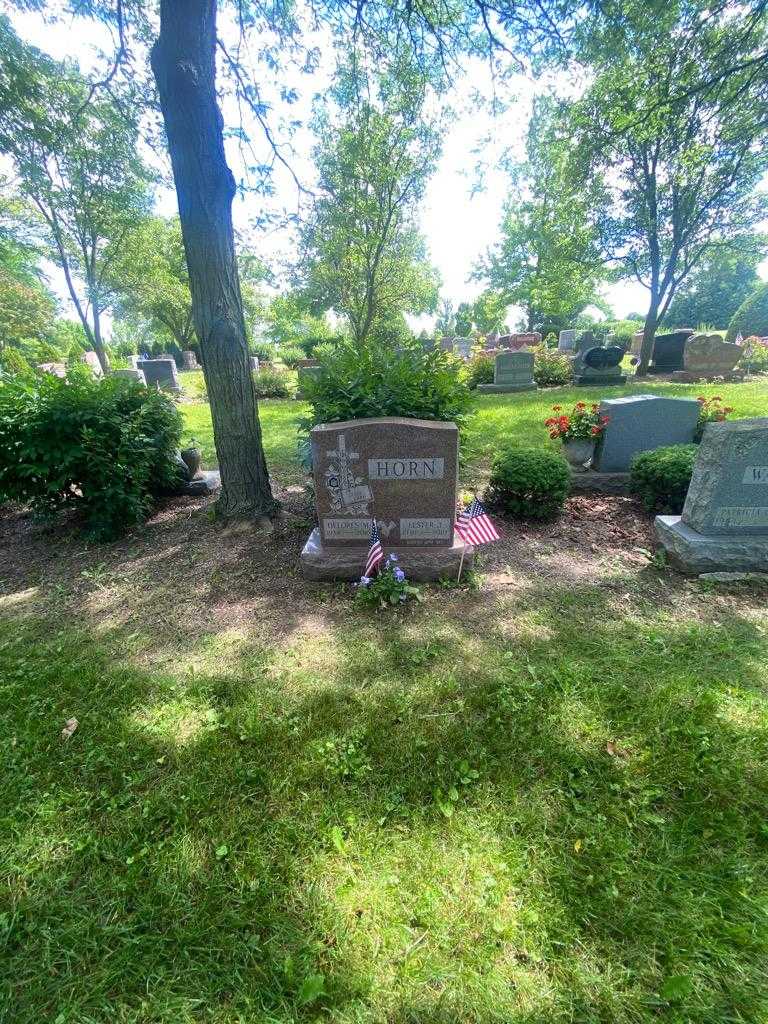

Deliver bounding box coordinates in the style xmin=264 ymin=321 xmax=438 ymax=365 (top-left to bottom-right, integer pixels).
xmin=254 ymin=366 xmax=293 ymax=399
xmin=630 ymin=444 xmax=697 ymax=514
xmin=533 ymin=345 xmax=573 ymax=387
xmin=726 ymin=283 xmax=768 ymax=341
xmin=487 ymin=447 xmax=570 ymax=520
xmin=465 ymin=353 xmax=495 ymax=389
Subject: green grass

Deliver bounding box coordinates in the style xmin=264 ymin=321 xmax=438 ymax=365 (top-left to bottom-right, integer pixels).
xmin=179 ymin=371 xmax=768 ymax=484
xmin=2 ymin=576 xmax=767 ymax=1022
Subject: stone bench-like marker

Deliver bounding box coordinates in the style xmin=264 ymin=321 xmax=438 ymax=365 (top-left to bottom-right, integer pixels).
xmin=655 ymin=417 xmax=768 ymax=573
xmin=300 ymin=416 xmax=473 ymax=581
xmin=137 ymin=358 xmax=181 ymax=392
xmin=478 ymin=351 xmax=536 ymax=394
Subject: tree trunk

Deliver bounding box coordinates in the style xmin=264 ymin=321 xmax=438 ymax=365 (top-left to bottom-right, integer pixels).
xmin=92 ymin=304 xmax=110 ymax=374
xmin=150 ymin=0 xmax=276 ymax=519
xmin=636 ymin=299 xmax=660 ymax=377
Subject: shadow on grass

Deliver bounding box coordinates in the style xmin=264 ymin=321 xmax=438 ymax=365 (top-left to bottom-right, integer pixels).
xmin=2 ymin=575 xmax=768 ymax=1023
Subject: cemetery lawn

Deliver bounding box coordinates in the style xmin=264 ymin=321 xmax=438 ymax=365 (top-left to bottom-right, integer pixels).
xmin=1 ymin=374 xmax=767 ymax=1024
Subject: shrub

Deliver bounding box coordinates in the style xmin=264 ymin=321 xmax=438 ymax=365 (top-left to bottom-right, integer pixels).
xmin=302 ymin=342 xmax=472 ymax=426
xmin=254 ymin=366 xmax=293 ymax=399
xmin=278 ymin=345 xmax=306 ymax=368
xmin=543 ymin=332 xmax=558 ymax=348
xmin=0 ymin=370 xmax=183 ymax=539
xmin=251 ymin=340 xmax=277 ymax=362
xmin=533 ymin=345 xmax=573 ymax=387
xmin=630 ymin=444 xmax=697 ymax=514
xmin=740 ymin=336 xmax=768 ymax=373
xmin=726 ymin=282 xmax=768 ymax=342
xmin=312 ymin=341 xmax=339 ymax=362
xmin=486 ymin=446 xmax=570 ymax=520
xmin=0 ymin=347 xmax=31 ymax=376
xmin=465 ymin=353 xmax=495 ymax=389
xmin=695 ymin=395 xmax=734 ymax=442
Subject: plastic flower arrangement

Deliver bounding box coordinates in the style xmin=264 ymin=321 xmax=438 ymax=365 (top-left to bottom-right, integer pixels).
xmin=544 ymin=402 xmax=610 ymax=442
xmin=355 ymin=554 xmax=421 ymax=608
xmin=695 ymin=395 xmax=734 ymax=440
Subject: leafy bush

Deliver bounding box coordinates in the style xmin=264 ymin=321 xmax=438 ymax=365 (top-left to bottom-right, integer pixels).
xmin=486 ymin=447 xmax=570 ymax=520
xmin=0 ymin=370 xmax=183 ymax=539
xmin=600 ymin=319 xmax=639 ymax=349
xmin=740 ymin=336 xmax=768 ymax=373
xmin=254 ymin=366 xmax=293 ymax=399
xmin=302 ymin=342 xmax=472 ymax=426
xmin=726 ymin=282 xmax=768 ymax=341
xmin=278 ymin=345 xmax=306 ymax=369
xmin=533 ymin=345 xmax=573 ymax=387
xmin=251 ymin=340 xmax=277 ymax=362
xmin=464 ymin=353 xmax=495 ymax=389
xmin=543 ymin=332 xmax=558 ymax=348
xmin=0 ymin=347 xmax=31 ymax=376
xmin=695 ymin=395 xmax=734 ymax=442
xmin=630 ymin=445 xmax=697 ymax=514
xmin=312 ymin=341 xmax=339 ymax=362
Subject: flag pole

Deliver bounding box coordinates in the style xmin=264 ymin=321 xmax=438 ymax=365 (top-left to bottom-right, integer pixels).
xmin=456 ymin=541 xmax=466 ymax=583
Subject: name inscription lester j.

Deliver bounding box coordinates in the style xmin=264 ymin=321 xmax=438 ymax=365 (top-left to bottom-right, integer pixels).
xmin=713 ymin=506 xmax=768 ymax=528
xmin=400 ymin=517 xmax=452 ymax=541
xmin=368 ymin=457 xmax=444 ymax=480
xmin=742 ymin=466 xmax=768 ymax=484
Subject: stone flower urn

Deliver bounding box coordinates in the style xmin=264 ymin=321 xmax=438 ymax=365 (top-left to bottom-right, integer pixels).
xmin=180 ymin=445 xmax=203 ymax=480
xmin=562 ymin=438 xmax=595 ymax=470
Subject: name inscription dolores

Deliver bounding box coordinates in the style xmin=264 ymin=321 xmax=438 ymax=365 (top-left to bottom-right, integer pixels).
xmin=368 ymin=457 xmax=444 ymax=481
xmin=713 ymin=506 xmax=768 ymax=528
xmin=324 ymin=518 xmax=371 ymax=540
xmin=742 ymin=466 xmax=768 ymax=484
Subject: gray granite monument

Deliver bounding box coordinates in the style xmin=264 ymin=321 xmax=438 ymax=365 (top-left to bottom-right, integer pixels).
xmin=592 ymin=394 xmax=700 ymax=472
xmin=477 ymin=351 xmax=536 ymax=394
xmin=136 ymin=358 xmax=181 ymax=392
xmin=655 ymin=418 xmax=768 ymax=572
xmin=181 ymin=350 xmax=200 ymax=371
xmin=113 ymin=368 xmax=147 ymax=385
xmin=572 ymin=333 xmax=626 ymax=386
xmin=300 ymin=417 xmax=473 ymax=580
xmin=558 ymin=329 xmax=577 ymax=352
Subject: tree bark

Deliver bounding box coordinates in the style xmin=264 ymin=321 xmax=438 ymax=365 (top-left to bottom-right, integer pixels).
xmin=636 ymin=300 xmax=660 ymax=377
xmin=150 ymin=0 xmax=276 ymax=519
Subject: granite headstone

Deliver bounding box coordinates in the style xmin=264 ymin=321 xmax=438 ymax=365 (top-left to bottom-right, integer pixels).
xmin=478 ymin=351 xmax=536 ymax=394
xmin=572 ymin=333 xmax=626 ymax=386
xmin=648 ymin=329 xmax=694 ymax=374
xmin=81 ymin=351 xmax=103 ymax=378
xmin=655 ymin=417 xmax=768 ymax=572
xmin=592 ymin=394 xmax=700 ymax=472
xmin=181 ymin=350 xmax=199 ymax=371
xmin=300 ymin=417 xmax=472 ymax=580
xmin=136 ymin=358 xmax=181 ymax=392
xmin=558 ymin=330 xmax=577 ymax=352
xmin=113 ymin=368 xmax=147 ymax=385
xmin=673 ymin=333 xmax=742 ymax=381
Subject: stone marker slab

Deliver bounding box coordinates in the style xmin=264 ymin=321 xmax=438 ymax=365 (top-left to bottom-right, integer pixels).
xmin=113 ymin=368 xmax=147 ymax=385
xmin=682 ymin=333 xmax=742 ymax=378
xmin=455 ymin=338 xmax=472 ymax=359
xmin=478 ymin=351 xmax=536 ymax=394
xmin=649 ymin=329 xmax=694 ymax=374
xmin=300 ymin=528 xmax=473 ymax=581
xmin=572 ymin=333 xmax=626 ymax=385
xmin=558 ymin=330 xmax=577 ymax=351
xmin=655 ymin=417 xmax=768 ymax=572
xmin=249 ymin=356 xmax=260 ymax=371
xmin=137 ymin=358 xmax=180 ymax=392
xmin=37 ymin=361 xmax=67 ymax=378
xmin=593 ymin=394 xmax=700 ymax=472
xmin=181 ymin=350 xmax=199 ymax=371
xmin=310 ymin=417 xmax=459 ymax=549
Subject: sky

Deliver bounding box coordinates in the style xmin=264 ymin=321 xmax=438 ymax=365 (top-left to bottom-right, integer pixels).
xmin=8 ymin=6 xmax=656 ymax=332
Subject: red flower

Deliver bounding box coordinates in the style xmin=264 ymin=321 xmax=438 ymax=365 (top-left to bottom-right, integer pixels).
xmin=591 ymin=425 xmax=601 ymax=435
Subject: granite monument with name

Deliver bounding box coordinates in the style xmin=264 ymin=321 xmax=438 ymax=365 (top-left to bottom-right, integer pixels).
xmin=648 ymin=329 xmax=694 ymax=374
xmin=181 ymin=350 xmax=200 ymax=371
xmin=592 ymin=394 xmax=700 ymax=472
xmin=655 ymin=418 xmax=768 ymax=572
xmin=478 ymin=351 xmax=536 ymax=394
xmin=136 ymin=357 xmax=181 ymax=392
xmin=300 ymin=417 xmax=473 ymax=580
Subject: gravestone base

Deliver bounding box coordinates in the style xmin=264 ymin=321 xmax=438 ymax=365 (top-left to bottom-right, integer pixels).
xmin=300 ymin=528 xmax=474 ymax=581
xmin=569 ymin=468 xmax=631 ymax=495
xmin=477 ymin=382 xmax=537 ymax=394
xmin=574 ymin=373 xmax=627 ymax=386
xmin=655 ymin=515 xmax=768 ymax=574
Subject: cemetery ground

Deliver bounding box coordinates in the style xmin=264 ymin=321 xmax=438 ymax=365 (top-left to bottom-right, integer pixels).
xmin=2 ymin=378 xmax=768 ymax=1022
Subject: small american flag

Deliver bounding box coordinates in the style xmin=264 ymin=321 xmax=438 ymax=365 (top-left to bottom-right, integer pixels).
xmin=364 ymin=519 xmax=384 ymax=576
xmin=455 ymin=498 xmax=500 ymax=546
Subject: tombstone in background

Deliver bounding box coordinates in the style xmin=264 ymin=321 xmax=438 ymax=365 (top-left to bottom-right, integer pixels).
xmin=484 ymin=332 xmax=500 ymax=350
xmin=454 ymin=338 xmax=473 ymax=359
xmin=558 ymin=329 xmax=577 ymax=352
xmin=421 ymin=336 xmax=436 ymax=352
xmin=655 ymin=417 xmax=768 ymax=572
xmin=499 ymin=332 xmax=541 ymax=350
xmin=439 ymin=336 xmax=455 ymax=352
xmin=37 ymin=361 xmax=67 ymax=378
xmin=648 ymin=329 xmax=694 ymax=374
xmin=572 ymin=333 xmax=627 ymax=386
xmin=113 ymin=368 xmax=147 ymax=385
xmin=181 ymin=350 xmax=199 ymax=371
xmin=630 ymin=330 xmax=644 ymax=357
xmin=80 ymin=351 xmax=103 ymax=378
xmin=671 ymin=333 xmax=743 ymax=382
xmin=296 ymin=362 xmax=322 ymax=397
xmin=592 ymin=394 xmax=700 ymax=473
xmin=249 ymin=356 xmax=260 ymax=372
xmin=128 ymin=354 xmax=140 ymax=368
xmin=137 ymin=357 xmax=181 ymax=392
xmin=300 ymin=417 xmax=473 ymax=581
xmin=478 ymin=351 xmax=536 ymax=394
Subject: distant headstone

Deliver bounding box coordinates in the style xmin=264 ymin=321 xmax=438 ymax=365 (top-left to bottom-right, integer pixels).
xmin=630 ymin=330 xmax=644 ymax=357
xmin=297 ymin=363 xmax=322 ymax=396
xmin=113 ymin=368 xmax=146 ymax=385
xmin=421 ymin=336 xmax=436 ymax=352
xmin=128 ymin=355 xmax=140 ymax=368
xmin=558 ymin=330 xmax=577 ymax=352
xmin=249 ymin=356 xmax=260 ymax=372
xmin=136 ymin=358 xmax=181 ymax=392
xmin=656 ymin=417 xmax=768 ymax=572
xmin=484 ymin=332 xmax=500 ymax=350
xmin=37 ymin=362 xmax=67 ymax=378
xmin=300 ymin=417 xmax=472 ymax=580
xmin=499 ymin=332 xmax=541 ymax=350
xmin=439 ymin=336 xmax=455 ymax=352
xmin=455 ymin=338 xmax=472 ymax=359
xmin=81 ymin=351 xmax=103 ymax=378
xmin=648 ymin=329 xmax=694 ymax=374
xmin=592 ymin=394 xmax=700 ymax=472
xmin=672 ymin=333 xmax=742 ymax=381
xmin=478 ymin=351 xmax=536 ymax=394
xmin=572 ymin=333 xmax=626 ymax=386
xmin=181 ymin=350 xmax=199 ymax=371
